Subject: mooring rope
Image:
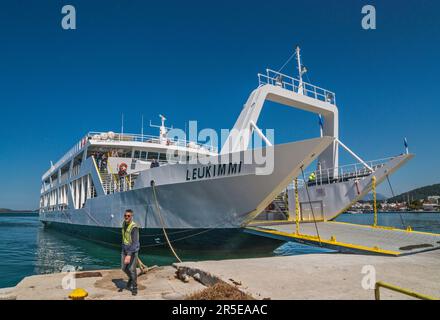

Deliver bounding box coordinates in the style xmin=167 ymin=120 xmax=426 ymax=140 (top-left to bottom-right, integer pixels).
xmin=386 ymin=174 xmax=406 ymax=228
xmin=300 ymin=166 xmax=322 ymax=245
xmin=80 ymin=192 xmax=252 ymax=250
xmin=150 ymin=180 xmax=183 ymax=263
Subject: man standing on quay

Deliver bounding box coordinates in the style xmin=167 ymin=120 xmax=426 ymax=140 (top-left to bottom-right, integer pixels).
xmin=121 ymin=209 xmax=140 ymax=296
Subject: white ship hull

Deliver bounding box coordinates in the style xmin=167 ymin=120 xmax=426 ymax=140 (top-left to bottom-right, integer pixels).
xmin=41 ymin=137 xmax=333 ymax=236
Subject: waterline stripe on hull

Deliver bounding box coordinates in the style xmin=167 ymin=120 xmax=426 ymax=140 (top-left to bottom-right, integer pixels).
xmin=42 ymin=221 xmax=284 ymax=251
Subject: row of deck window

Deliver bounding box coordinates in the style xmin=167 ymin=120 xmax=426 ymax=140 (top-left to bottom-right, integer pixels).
xmin=133 ymin=150 xmax=167 ymax=161
xmin=40 ymin=174 xmax=96 ymax=212
xmin=132 ymin=150 xmax=198 ymax=163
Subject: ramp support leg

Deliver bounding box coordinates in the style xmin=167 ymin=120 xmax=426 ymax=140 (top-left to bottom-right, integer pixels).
xmin=295 ymin=178 xmax=300 ymax=235
xmin=372 ymin=176 xmax=378 ymax=227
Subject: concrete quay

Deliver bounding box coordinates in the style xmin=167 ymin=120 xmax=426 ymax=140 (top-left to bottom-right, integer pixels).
xmin=0 ymin=266 xmax=205 ymax=300
xmin=1 ymin=250 xmax=439 ymax=300
xmin=176 ymin=250 xmax=440 ymax=300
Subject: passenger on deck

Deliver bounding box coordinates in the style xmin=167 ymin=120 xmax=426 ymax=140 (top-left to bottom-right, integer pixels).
xmin=96 ymin=152 xmax=103 ymax=169
xmin=150 ymin=159 xmax=160 ymax=168
xmin=101 ymin=154 xmax=108 ymax=172
xmin=118 ymin=163 xmax=128 ymax=191
xmin=274 ymin=75 xmax=283 ymax=87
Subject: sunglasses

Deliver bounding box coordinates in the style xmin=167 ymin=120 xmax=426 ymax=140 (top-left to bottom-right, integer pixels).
xmin=124 ymin=215 xmax=132 ymax=218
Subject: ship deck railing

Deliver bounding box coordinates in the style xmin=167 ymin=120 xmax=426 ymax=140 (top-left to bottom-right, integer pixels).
xmin=43 ymin=132 xmax=218 ymax=181
xmin=258 ymin=69 xmax=336 ymax=105
xmin=43 ymin=138 xmax=89 ymax=180
xmin=88 ymin=132 xmax=217 ymax=153
xmin=287 ymin=156 xmax=395 ymax=189
xmin=99 ymin=164 xmax=140 ymax=195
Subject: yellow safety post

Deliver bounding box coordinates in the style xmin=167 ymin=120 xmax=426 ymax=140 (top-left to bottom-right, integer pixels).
xmin=284 ymin=192 xmax=291 ymax=222
xmin=286 ymin=191 xmax=293 ymax=222
xmin=294 ymin=178 xmax=300 ymax=235
xmin=372 ymin=176 xmax=378 ymax=227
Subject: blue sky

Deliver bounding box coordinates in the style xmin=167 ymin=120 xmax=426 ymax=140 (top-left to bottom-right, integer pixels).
xmin=0 ymin=0 xmax=439 ymax=209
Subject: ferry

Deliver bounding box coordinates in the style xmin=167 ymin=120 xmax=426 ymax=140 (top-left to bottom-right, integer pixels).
xmin=39 ymin=64 xmax=336 ymax=249
xmin=39 ymin=47 xmax=412 ymax=250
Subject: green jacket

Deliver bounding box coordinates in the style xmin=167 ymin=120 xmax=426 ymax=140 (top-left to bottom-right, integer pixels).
xmin=122 ymin=221 xmax=140 ymax=254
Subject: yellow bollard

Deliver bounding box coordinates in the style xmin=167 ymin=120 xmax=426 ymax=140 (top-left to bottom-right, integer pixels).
xmin=69 ymin=288 xmax=88 ymax=300
xmin=294 ymin=178 xmax=300 ymax=235
xmin=372 ymin=176 xmax=378 ymax=227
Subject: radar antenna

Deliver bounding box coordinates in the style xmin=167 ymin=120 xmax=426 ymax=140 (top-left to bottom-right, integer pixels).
xmin=150 ymin=114 xmax=173 ymax=142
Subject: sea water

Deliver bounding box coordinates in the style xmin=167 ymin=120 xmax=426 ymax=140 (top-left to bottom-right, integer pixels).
xmin=0 ymin=212 xmax=439 ymax=288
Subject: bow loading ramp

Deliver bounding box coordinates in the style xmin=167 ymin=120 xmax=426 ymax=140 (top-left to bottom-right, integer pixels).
xmin=245 ymin=221 xmax=440 ymax=256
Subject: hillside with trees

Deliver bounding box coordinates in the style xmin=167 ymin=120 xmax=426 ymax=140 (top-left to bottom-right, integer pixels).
xmin=388 ymin=183 xmax=440 ymax=202
xmin=0 ymin=208 xmax=37 ymax=214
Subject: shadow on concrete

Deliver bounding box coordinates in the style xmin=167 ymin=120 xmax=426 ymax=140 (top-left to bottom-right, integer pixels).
xmin=112 ymin=278 xmax=126 ymax=290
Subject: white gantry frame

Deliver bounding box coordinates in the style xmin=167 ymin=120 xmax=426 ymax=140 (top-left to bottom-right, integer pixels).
xmin=221 ymin=69 xmax=339 ymax=176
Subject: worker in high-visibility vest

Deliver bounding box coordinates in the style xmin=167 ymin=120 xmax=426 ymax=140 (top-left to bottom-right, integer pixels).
xmin=308 ymin=172 xmax=316 ymax=183
xmin=121 ymin=209 xmax=140 ymax=296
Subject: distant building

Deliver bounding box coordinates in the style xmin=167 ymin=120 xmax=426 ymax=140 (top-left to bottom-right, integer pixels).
xmin=423 ymin=203 xmax=439 ymax=211
xmin=423 ymin=196 xmax=440 ymax=211
xmin=427 ymin=196 xmax=440 ymax=204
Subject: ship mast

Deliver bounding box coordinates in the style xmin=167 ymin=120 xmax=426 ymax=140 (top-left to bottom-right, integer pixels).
xmin=159 ymin=114 xmax=167 ymax=141
xmin=295 ymin=45 xmax=307 ymax=95
xmin=149 ymin=114 xmax=172 ymax=144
